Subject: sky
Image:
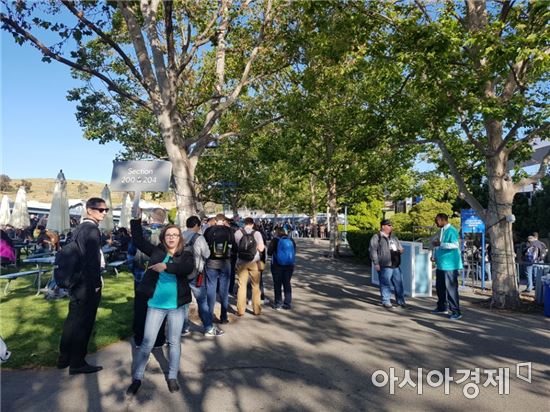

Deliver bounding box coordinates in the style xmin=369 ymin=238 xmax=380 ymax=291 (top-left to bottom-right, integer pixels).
xmin=1 ymin=31 xmax=124 ymax=184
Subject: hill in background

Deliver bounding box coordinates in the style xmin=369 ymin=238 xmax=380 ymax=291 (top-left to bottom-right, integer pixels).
xmin=1 ymin=178 xmax=177 ymax=208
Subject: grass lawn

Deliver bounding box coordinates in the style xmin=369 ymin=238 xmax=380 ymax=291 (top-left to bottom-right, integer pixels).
xmin=0 ymin=269 xmax=134 ymax=369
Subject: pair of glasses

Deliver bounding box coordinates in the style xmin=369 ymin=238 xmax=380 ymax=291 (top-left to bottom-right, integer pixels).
xmin=165 ymin=233 xmax=180 ymax=238
xmin=91 ymin=207 xmax=109 ymax=213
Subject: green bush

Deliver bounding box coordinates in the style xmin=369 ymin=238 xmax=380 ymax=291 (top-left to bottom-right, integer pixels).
xmin=347 ymin=230 xmax=376 ymax=261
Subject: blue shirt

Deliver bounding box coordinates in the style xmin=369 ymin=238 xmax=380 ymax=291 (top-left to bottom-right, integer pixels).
xmin=148 ymin=255 xmax=178 ymax=309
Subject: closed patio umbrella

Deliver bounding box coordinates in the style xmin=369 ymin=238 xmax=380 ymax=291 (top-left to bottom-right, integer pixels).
xmin=118 ymin=192 xmax=133 ymax=229
xmin=0 ymin=195 xmax=11 ymax=226
xmin=47 ymin=170 xmax=71 ymax=234
xmin=9 ymin=187 xmax=30 ymax=229
xmin=99 ymin=185 xmax=114 ymax=233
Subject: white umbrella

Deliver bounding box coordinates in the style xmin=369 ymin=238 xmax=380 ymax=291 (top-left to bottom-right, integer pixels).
xmin=46 ymin=170 xmax=71 ymax=234
xmin=118 ymin=192 xmax=133 ymax=229
xmin=9 ymin=187 xmax=30 ymax=229
xmin=0 ymin=195 xmax=11 ymax=226
xmin=99 ymin=184 xmax=114 ymax=232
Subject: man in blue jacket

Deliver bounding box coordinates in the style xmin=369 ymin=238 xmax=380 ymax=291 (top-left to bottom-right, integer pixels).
xmin=432 ymin=213 xmax=463 ymax=320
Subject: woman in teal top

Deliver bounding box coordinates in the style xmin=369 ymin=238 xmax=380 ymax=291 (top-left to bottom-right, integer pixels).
xmin=127 ymin=217 xmax=194 ymax=396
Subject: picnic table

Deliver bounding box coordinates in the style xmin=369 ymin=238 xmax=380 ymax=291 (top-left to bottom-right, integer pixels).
xmin=21 ymin=256 xmax=56 ymax=295
xmin=0 ymin=268 xmax=51 ymax=295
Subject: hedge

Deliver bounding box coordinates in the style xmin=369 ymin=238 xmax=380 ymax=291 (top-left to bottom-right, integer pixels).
xmin=346 ymin=230 xmax=431 ymax=262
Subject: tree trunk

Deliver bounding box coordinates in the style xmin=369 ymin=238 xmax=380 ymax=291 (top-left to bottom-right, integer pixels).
xmin=309 ymin=175 xmax=319 ymax=245
xmin=159 ymin=112 xmax=199 ymax=224
xmin=486 ymin=153 xmax=520 ymax=308
xmin=326 ymin=177 xmax=338 ymax=258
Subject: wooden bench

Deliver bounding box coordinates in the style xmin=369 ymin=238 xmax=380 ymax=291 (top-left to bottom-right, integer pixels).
xmin=0 ymin=269 xmax=50 ymax=295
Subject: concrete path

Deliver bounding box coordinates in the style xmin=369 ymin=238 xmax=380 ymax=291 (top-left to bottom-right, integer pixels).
xmin=2 ymin=239 xmax=549 ymax=411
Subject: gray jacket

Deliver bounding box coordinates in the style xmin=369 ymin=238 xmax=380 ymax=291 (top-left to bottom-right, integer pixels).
xmin=369 ymin=232 xmax=403 ymax=268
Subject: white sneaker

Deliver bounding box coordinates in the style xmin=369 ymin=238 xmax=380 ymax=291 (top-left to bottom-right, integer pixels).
xmin=204 ymin=327 xmax=224 ymax=337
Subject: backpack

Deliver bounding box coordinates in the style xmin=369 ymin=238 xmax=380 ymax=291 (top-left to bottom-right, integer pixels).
xmin=524 ymin=245 xmax=539 ymax=264
xmin=53 ymin=222 xmax=93 ymax=289
xmin=208 ymin=226 xmax=231 ymax=259
xmin=238 ymin=229 xmax=257 ymax=261
xmin=184 ymin=232 xmax=200 ymax=280
xmin=275 ymin=236 xmax=295 ymax=266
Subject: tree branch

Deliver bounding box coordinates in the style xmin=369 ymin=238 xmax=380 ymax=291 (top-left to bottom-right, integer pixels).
xmin=414 ymin=0 xmax=432 ymax=22
xmin=435 ymin=138 xmax=486 ymax=215
xmin=163 ymin=0 xmax=176 ymax=72
xmin=119 ymin=3 xmax=162 ymax=109
xmin=505 ymin=122 xmax=550 ymax=154
xmin=514 ymin=147 xmax=550 ymax=189
xmin=0 ymin=11 xmax=152 ymax=110
xmin=60 ymin=1 xmax=147 ymax=91
xmin=460 ymin=116 xmax=488 ymax=154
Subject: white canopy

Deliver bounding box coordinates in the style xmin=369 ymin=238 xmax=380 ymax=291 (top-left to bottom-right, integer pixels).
xmin=46 ymin=170 xmax=71 ymax=234
xmin=9 ymin=187 xmax=30 ymax=229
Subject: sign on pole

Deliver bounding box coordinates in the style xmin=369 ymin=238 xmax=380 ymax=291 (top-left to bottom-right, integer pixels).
xmin=109 ymin=160 xmax=172 ymax=192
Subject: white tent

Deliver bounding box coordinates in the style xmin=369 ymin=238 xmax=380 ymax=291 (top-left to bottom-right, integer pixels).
xmin=0 ymin=195 xmax=11 ymax=226
xmin=118 ymin=192 xmax=133 ymax=229
xmin=99 ymin=185 xmax=114 ymax=232
xmin=46 ymin=170 xmax=71 ymax=234
xmin=9 ymin=187 xmax=30 ymax=229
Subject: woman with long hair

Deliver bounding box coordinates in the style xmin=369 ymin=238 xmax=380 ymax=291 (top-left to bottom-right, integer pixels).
xmin=126 ymin=216 xmax=194 ymax=395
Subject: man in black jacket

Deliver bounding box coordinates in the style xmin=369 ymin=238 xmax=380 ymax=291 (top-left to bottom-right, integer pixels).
xmin=57 ymin=197 xmax=107 ymax=375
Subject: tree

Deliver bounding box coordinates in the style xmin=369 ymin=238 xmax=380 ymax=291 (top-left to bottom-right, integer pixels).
xmin=373 ymin=1 xmax=549 ymax=308
xmin=19 ymin=179 xmax=32 ymax=192
xmin=0 ymin=175 xmax=13 ymax=192
xmin=1 ymin=0 xmax=287 ymax=219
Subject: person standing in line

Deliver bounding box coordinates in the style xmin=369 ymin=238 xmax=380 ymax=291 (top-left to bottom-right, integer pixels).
xmin=126 ymin=211 xmax=194 ymax=395
xmin=234 ymin=217 xmax=265 ymax=316
xmin=57 ymin=197 xmax=107 ymax=375
xmin=181 ymin=216 xmax=223 ymax=337
xmin=203 ymin=214 xmax=235 ymax=327
xmin=432 ymin=213 xmax=463 ymax=320
xmin=268 ymin=228 xmax=296 ymax=310
xmin=369 ymin=219 xmax=406 ymax=309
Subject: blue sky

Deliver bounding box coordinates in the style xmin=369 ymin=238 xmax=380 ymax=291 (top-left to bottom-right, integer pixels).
xmin=1 ymin=32 xmax=123 ymax=184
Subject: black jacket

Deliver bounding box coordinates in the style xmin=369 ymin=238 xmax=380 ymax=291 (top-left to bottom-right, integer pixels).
xmin=75 ymin=219 xmax=102 ymax=289
xmin=130 ymin=219 xmax=193 ymax=307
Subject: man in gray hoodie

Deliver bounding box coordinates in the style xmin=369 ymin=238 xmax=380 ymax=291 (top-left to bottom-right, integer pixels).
xmin=369 ymin=219 xmax=406 ymax=309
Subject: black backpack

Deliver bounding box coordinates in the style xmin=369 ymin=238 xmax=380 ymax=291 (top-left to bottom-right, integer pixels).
xmin=238 ymin=229 xmax=257 ymax=261
xmin=208 ymin=226 xmax=231 ymax=259
xmin=53 ymin=222 xmax=93 ymax=289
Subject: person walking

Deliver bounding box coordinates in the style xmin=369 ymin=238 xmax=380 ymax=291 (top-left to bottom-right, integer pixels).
xmin=57 ymin=197 xmax=107 ymax=375
xmin=268 ymin=228 xmax=296 ymax=310
xmin=369 ymin=219 xmax=406 ymax=309
xmin=432 ymin=213 xmax=463 ymax=320
xmin=126 ymin=210 xmax=194 ymax=395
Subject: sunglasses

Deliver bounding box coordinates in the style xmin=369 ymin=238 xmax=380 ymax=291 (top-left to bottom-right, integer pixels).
xmin=91 ymin=207 xmax=110 ymax=213
xmin=165 ymin=233 xmax=180 ymax=238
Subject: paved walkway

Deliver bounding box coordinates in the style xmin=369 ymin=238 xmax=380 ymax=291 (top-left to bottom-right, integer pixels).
xmin=2 ymin=239 xmax=549 ymax=411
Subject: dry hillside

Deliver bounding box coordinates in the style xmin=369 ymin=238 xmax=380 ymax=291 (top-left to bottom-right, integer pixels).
xmin=1 ymin=178 xmax=177 ymax=208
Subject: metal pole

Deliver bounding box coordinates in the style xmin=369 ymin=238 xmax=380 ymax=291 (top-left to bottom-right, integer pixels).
xmin=481 ymin=231 xmax=486 ymax=290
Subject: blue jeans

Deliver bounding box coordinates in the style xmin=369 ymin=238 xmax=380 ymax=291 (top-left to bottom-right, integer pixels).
xmin=184 ymin=279 xmax=213 ymax=332
xmin=133 ymin=305 xmax=186 ymax=380
xmin=379 ymin=267 xmax=405 ymax=305
xmin=435 ymin=269 xmax=461 ymax=314
xmin=206 ymin=261 xmax=231 ymax=322
xmin=523 ymin=264 xmax=534 ymax=291
xmin=271 ymin=265 xmax=293 ymax=307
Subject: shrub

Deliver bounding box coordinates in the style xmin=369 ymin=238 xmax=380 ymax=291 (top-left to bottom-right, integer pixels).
xmin=347 ymin=230 xmax=376 ymax=261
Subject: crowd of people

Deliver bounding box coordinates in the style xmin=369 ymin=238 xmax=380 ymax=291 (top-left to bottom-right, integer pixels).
xmin=48 ymin=199 xmax=297 ymax=396
xmin=2 ymin=199 xmax=548 ymax=395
